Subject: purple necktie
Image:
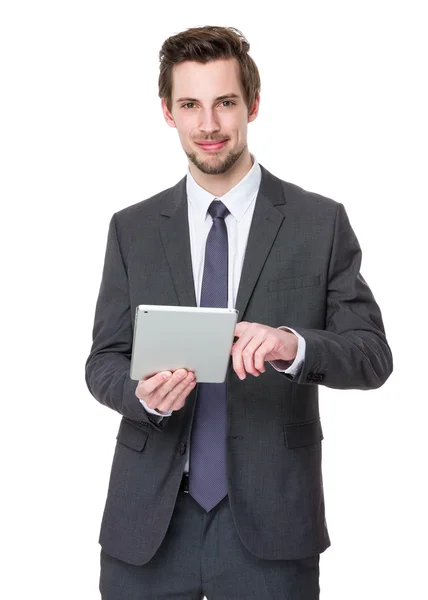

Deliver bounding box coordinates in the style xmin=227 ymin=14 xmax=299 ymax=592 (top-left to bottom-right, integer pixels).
xmin=188 ymin=200 xmax=230 ymax=512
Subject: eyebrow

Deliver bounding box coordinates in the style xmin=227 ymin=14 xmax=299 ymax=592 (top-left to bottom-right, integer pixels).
xmin=175 ymin=93 xmax=240 ymax=104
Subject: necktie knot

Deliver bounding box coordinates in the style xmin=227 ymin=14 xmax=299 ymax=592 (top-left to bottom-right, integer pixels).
xmin=208 ymin=199 xmax=229 ymax=220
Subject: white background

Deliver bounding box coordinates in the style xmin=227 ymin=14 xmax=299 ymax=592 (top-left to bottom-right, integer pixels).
xmin=1 ymin=1 xmax=427 ymax=598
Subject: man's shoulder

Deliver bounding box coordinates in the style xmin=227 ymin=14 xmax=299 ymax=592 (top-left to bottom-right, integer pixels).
xmin=281 ymin=178 xmax=339 ymax=212
xmin=261 ymin=164 xmax=341 ymax=215
xmin=113 ymin=176 xmax=185 ymax=224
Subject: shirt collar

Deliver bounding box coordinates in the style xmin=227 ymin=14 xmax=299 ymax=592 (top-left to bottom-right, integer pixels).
xmin=186 ymin=153 xmax=261 ymax=222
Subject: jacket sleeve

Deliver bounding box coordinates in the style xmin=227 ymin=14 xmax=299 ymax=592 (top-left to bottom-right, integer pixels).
xmin=84 ymin=213 xmax=167 ymax=430
xmin=287 ymin=202 xmax=393 ymax=389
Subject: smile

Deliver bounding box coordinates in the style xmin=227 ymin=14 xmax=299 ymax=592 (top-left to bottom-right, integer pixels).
xmin=195 ymin=140 xmax=228 ymax=152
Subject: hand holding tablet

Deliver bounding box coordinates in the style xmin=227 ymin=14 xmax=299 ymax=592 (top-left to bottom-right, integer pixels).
xmin=135 ymin=368 xmax=197 ymax=415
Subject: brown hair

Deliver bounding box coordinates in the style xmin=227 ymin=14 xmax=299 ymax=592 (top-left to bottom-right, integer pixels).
xmin=158 ymin=26 xmax=261 ymax=114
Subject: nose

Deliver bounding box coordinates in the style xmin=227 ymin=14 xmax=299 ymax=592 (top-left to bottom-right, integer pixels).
xmin=198 ymin=108 xmax=220 ymax=135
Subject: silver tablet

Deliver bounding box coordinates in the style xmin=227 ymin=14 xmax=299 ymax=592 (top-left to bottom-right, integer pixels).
xmin=130 ymin=305 xmax=239 ymax=383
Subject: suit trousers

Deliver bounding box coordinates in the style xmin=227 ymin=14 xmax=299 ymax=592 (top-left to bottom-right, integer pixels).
xmin=99 ymin=479 xmax=320 ymax=600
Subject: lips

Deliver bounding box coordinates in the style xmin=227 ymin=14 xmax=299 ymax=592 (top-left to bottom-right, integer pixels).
xmin=196 ymin=140 xmax=228 ymax=151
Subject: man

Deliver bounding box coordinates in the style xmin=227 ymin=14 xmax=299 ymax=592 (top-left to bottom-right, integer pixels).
xmin=85 ymin=25 xmax=393 ymax=599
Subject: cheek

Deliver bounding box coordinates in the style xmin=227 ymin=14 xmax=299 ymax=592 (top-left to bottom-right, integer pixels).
xmin=176 ymin=123 xmax=193 ymax=143
xmin=226 ymin=116 xmax=247 ymax=139
xmin=173 ymin=113 xmax=192 ymax=133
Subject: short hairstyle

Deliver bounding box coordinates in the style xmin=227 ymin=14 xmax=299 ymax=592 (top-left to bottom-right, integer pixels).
xmin=158 ymin=26 xmax=261 ymax=113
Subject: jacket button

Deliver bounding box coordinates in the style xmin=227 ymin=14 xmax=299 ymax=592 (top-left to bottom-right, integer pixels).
xmin=179 ymin=443 xmax=186 ymax=455
xmin=306 ymin=372 xmax=314 ymax=382
xmin=318 ymin=373 xmax=325 ymax=382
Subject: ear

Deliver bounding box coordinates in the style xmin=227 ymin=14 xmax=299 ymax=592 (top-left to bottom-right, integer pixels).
xmin=247 ymin=93 xmax=260 ymax=123
xmin=161 ymin=98 xmax=176 ymax=128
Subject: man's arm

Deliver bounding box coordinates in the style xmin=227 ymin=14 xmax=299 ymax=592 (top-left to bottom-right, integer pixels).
xmin=84 ymin=213 xmax=166 ymax=430
xmin=288 ymin=202 xmax=393 ymax=389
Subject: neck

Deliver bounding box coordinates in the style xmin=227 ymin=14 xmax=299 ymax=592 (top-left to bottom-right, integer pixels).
xmin=188 ymin=149 xmax=254 ymax=197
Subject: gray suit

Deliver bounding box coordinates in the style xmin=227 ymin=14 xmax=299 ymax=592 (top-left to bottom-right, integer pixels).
xmin=85 ymin=164 xmax=393 ymax=570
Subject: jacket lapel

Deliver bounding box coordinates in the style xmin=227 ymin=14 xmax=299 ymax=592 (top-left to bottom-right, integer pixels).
xmin=158 ymin=175 xmax=197 ymax=307
xmin=234 ymin=164 xmax=286 ymax=321
xmin=158 ymin=163 xmax=286 ymax=317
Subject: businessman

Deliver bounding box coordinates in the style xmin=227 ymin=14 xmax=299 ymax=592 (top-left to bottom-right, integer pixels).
xmin=85 ymin=25 xmax=393 ymax=599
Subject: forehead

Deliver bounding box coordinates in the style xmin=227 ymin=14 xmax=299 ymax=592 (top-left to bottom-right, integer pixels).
xmin=171 ymin=58 xmax=243 ymax=100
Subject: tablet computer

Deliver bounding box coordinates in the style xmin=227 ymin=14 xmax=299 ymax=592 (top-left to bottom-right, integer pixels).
xmin=130 ymin=305 xmax=239 ymax=383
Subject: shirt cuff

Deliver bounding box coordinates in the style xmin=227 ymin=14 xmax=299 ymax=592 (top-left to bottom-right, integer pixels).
xmin=139 ymin=398 xmax=173 ymax=417
xmin=268 ymin=326 xmax=306 ymax=377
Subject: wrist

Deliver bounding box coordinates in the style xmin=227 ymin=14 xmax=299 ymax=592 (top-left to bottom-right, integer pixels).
xmin=280 ymin=329 xmax=298 ymax=361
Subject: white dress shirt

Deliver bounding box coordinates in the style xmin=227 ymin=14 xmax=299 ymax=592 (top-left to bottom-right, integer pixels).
xmin=139 ymin=154 xmax=306 ymax=472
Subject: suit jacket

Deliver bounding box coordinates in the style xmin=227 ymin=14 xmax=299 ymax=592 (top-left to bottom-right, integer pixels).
xmin=85 ymin=163 xmax=393 ymax=566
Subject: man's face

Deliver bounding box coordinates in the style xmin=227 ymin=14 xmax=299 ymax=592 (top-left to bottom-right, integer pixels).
xmin=162 ymin=58 xmax=259 ymax=175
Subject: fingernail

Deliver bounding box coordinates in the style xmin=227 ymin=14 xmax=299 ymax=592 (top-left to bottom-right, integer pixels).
xmin=163 ymin=372 xmax=172 ymax=380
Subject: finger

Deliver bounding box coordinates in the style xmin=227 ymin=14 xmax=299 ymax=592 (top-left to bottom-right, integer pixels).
xmin=137 ymin=371 xmax=173 ymax=397
xmin=170 ymin=378 xmax=197 ymax=411
xmin=163 ymin=371 xmax=194 ymax=405
xmin=232 ymin=334 xmax=251 ymax=380
xmin=254 ymin=340 xmax=273 ymax=372
xmin=157 ymin=373 xmax=196 ymax=412
xmin=242 ymin=336 xmax=265 ymax=376
xmin=150 ymin=369 xmax=189 ymax=406
xmin=233 ymin=321 xmax=250 ymax=339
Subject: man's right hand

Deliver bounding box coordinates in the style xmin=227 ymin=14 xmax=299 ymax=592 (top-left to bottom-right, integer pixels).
xmin=135 ymin=369 xmax=196 ymax=414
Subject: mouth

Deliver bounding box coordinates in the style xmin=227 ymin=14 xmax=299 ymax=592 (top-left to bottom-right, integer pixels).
xmin=195 ymin=140 xmax=228 ymax=152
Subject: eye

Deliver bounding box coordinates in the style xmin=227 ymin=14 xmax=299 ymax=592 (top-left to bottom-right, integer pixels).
xmin=181 ymin=101 xmax=235 ymax=109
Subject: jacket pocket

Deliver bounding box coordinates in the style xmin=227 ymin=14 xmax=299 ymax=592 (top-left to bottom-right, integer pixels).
xmin=283 ymin=419 xmax=323 ymax=448
xmin=116 ymin=419 xmax=149 ymax=452
xmin=268 ymin=274 xmax=321 ymax=292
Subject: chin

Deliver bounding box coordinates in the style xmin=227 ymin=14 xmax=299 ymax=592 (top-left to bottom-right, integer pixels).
xmin=186 ymin=145 xmax=245 ymax=176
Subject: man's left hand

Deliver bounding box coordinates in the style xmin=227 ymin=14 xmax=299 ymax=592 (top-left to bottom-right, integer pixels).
xmin=231 ymin=322 xmax=298 ymax=380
